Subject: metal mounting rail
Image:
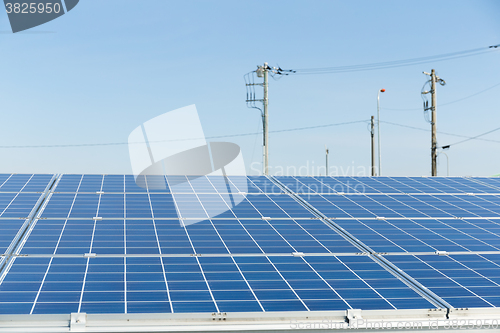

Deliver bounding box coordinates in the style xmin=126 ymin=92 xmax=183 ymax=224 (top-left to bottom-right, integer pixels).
xmin=268 ymin=175 xmax=453 ymax=311
xmin=0 ymin=174 xmax=60 ymax=282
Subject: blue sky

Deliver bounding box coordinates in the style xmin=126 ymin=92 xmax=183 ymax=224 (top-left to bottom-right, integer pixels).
xmin=1 ymin=0 xmax=499 ymax=176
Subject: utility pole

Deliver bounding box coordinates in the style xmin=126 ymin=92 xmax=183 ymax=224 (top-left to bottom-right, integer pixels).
xmin=245 ymin=63 xmax=293 ymax=176
xmin=431 ymin=69 xmax=437 ymax=177
xmin=423 ymin=69 xmax=445 ymax=176
xmin=371 ymin=116 xmax=376 ymax=176
xmin=263 ymin=63 xmax=269 ymax=175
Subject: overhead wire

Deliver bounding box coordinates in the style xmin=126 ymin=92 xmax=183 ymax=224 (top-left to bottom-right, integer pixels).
xmin=382 ymin=80 xmax=500 ymax=111
xmin=446 ymin=127 xmax=500 ymax=147
xmin=3 ymin=119 xmax=499 ymax=149
xmin=289 ymin=45 xmax=499 ymax=75
xmin=380 ymin=120 xmax=500 ymax=144
xmin=0 ymin=120 xmax=368 ymax=149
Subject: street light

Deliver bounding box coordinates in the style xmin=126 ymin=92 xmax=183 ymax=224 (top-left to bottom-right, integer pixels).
xmin=377 ymin=88 xmax=385 ymax=176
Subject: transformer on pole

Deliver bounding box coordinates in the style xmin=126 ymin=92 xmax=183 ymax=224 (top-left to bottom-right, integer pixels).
xmin=422 ymin=69 xmax=446 ymax=176
xmin=245 ymin=63 xmax=294 ymax=175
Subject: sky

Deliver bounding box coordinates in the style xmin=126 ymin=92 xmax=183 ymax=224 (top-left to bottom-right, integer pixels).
xmin=0 ymin=0 xmax=499 ymax=177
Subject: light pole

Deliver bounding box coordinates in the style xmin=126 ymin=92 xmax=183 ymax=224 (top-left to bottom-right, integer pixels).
xmin=377 ymin=88 xmax=385 ymax=176
xmin=438 ymin=151 xmax=449 ymax=176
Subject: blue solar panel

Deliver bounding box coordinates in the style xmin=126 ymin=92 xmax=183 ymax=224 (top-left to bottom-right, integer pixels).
xmin=334 ymin=218 xmax=500 ymax=253
xmin=0 ymin=254 xmax=435 ymax=314
xmin=2 ymin=173 xmax=500 ymax=316
xmin=0 ymin=174 xmax=53 ymax=193
xmin=385 ymin=254 xmax=500 ymax=308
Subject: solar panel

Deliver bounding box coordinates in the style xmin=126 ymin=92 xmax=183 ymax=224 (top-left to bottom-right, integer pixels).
xmin=384 ymin=254 xmax=500 ymax=308
xmin=2 ymin=173 xmax=500 ymax=323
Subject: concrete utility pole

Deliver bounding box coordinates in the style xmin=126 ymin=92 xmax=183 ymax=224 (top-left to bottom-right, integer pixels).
xmin=371 ymin=116 xmax=376 ymax=176
xmin=431 ymin=69 xmax=437 ymax=177
xmin=245 ymin=63 xmax=292 ymax=176
xmin=263 ymin=63 xmax=269 ymax=175
xmin=252 ymin=63 xmax=270 ymax=175
xmin=423 ymin=69 xmax=445 ymax=176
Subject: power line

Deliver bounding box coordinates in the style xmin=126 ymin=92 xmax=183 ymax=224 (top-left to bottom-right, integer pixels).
xmin=0 ymin=120 xmax=368 ymax=149
xmin=381 ymin=120 xmax=500 ymax=144
xmin=446 ymin=127 xmax=500 ymax=147
xmin=3 ymin=119 xmax=498 ymax=149
xmin=382 ymin=80 xmax=500 ymax=111
xmin=289 ymin=44 xmax=499 ymax=75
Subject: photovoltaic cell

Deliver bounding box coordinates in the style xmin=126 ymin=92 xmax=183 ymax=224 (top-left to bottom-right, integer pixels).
xmin=0 ymin=254 xmax=435 ymax=315
xmin=2 ymin=174 xmax=500 ymax=316
xmin=385 ymin=254 xmax=500 ymax=308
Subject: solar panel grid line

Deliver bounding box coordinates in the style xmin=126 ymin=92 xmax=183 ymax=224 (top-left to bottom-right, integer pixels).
xmin=446 ymin=254 xmax=500 ymax=287
xmin=388 ymin=219 xmax=469 ymax=253
xmin=164 ymin=176 xmax=220 ymax=313
xmin=340 ymin=193 xmax=416 ymax=219
xmin=440 ymin=177 xmax=493 ymax=194
xmin=336 ymin=256 xmax=398 ymax=310
xmin=203 ymin=177 xmax=266 ymax=254
xmin=469 ymin=195 xmax=500 ymax=211
xmin=372 ymin=254 xmax=452 ymax=309
xmin=269 ymin=176 xmax=373 ymax=254
xmin=305 ymin=178 xmax=431 ymax=220
xmin=390 ymin=177 xmax=447 ymax=194
xmin=335 ymin=215 xmax=500 ymax=253
xmin=392 ymin=177 xmax=454 ymax=194
xmin=145 ymin=183 xmax=173 ymax=314
xmin=320 ymin=176 xmax=374 ymax=194
xmin=295 ymin=192 xmax=500 ymax=196
xmin=306 ymin=191 xmax=378 ymax=219
xmin=474 ymin=178 xmax=500 ymax=192
xmin=199 ymin=176 xmax=359 ymax=312
xmin=410 ymin=194 xmax=482 ymax=218
xmin=434 ymin=195 xmax=500 ymax=218
xmin=244 ymin=187 xmax=315 ymax=254
xmin=281 ymin=177 xmax=359 ymax=218
xmin=251 ymin=256 xmax=310 ymax=311
xmin=28 ymin=257 xmax=54 ymax=314
xmin=408 ymin=178 xmax=465 ymax=194
xmin=0 ymin=174 xmax=14 ymax=192
xmin=163 ymin=178 xmax=184 ymax=224
xmin=0 ymin=174 xmax=57 ymax=281
xmin=432 ymin=219 xmax=500 ymax=252
xmin=336 ymin=219 xmax=419 ymax=254
xmin=375 ymin=194 xmax=448 ymax=219
xmin=28 ymin=175 xmax=84 ymax=314
xmin=269 ymin=176 xmax=455 ymax=309
xmin=295 ymin=256 xmax=353 ymax=309
xmin=123 ymin=176 xmax=128 ymax=314
xmin=409 ymin=178 xmax=467 ymax=194
xmin=192 ymin=177 xmax=277 ymax=313
xmin=347 ymin=177 xmax=405 ymax=194
xmin=190 ymin=178 xmax=266 ymax=311
xmin=242 ymin=178 xmax=339 ymax=255
xmin=400 ymin=255 xmax=496 ymax=308
xmin=331 ymin=177 xmax=381 ymax=194
xmin=324 ymin=216 xmax=500 ymax=221
xmin=444 ymin=177 xmax=500 ymax=194
xmin=76 ymin=175 xmax=105 ymax=313
xmin=288 ymin=176 xmax=360 ymax=194
xmin=0 ymin=174 xmax=34 ymax=218
xmin=5 ymin=174 xmax=500 ymax=317
xmin=326 ymin=188 xmax=500 ymax=251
